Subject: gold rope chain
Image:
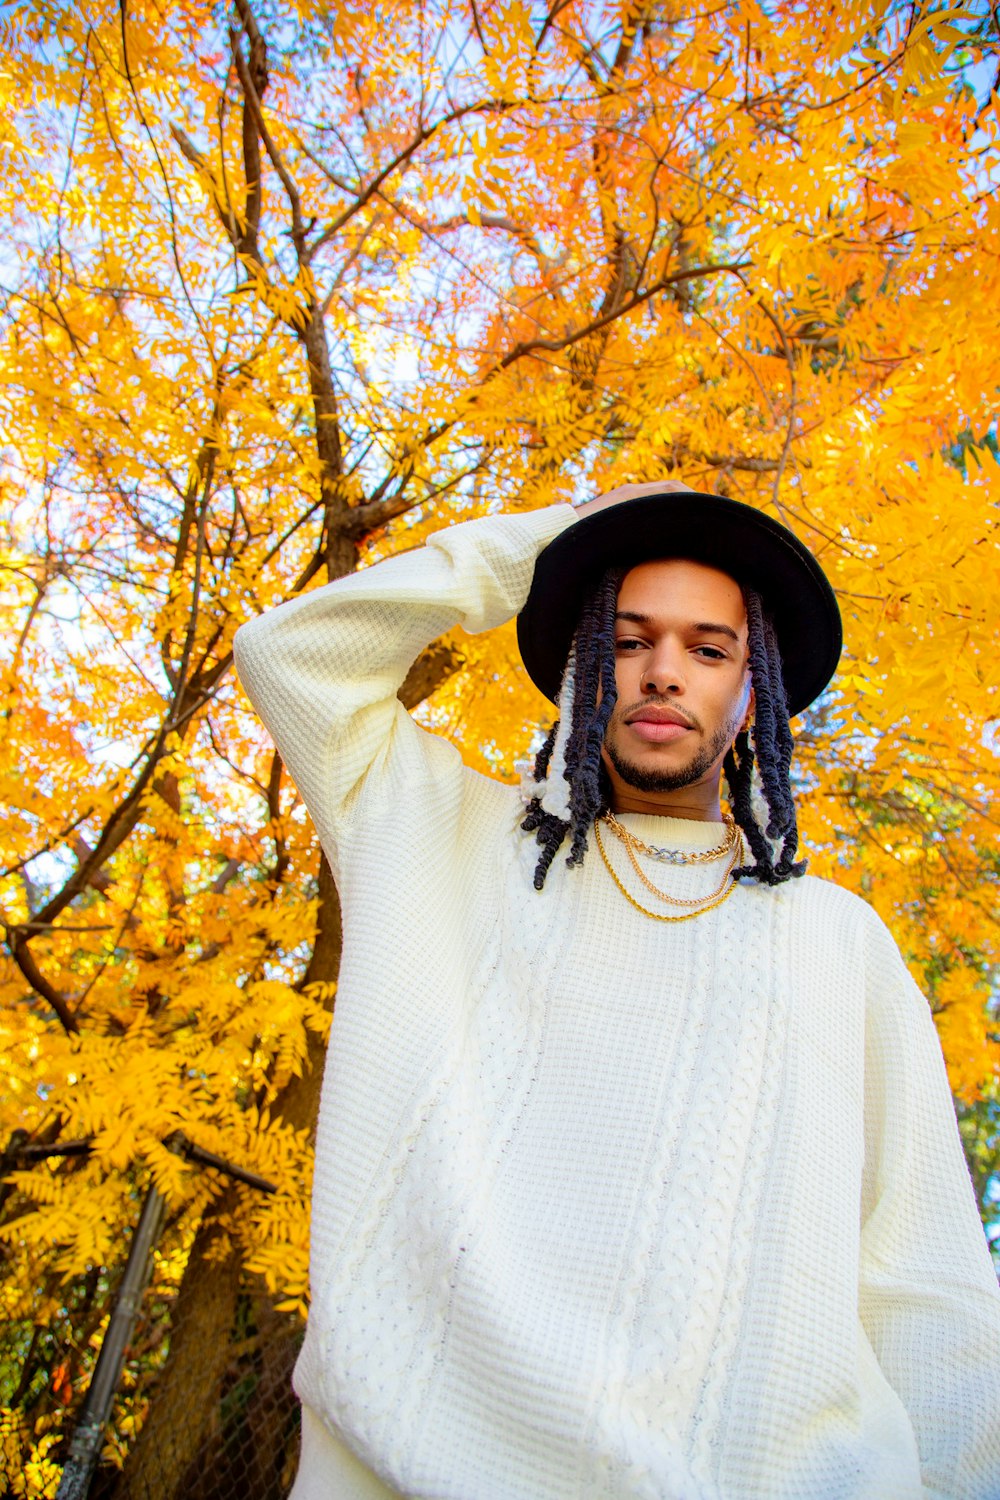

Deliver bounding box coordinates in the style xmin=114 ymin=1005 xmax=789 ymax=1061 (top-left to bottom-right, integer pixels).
xmin=602 ymin=809 xmax=738 ymax=865
xmin=602 ymin=809 xmax=740 ymax=906
xmin=593 ymin=820 xmax=739 ymax=924
xmin=618 ymin=825 xmax=740 ymax=907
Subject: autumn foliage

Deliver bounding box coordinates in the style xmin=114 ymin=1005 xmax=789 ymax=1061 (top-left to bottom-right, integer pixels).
xmin=1 ymin=0 xmax=999 ymax=1491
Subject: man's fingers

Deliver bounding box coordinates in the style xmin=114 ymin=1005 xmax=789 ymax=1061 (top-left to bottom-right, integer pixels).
xmin=574 ymin=478 xmax=697 ymax=519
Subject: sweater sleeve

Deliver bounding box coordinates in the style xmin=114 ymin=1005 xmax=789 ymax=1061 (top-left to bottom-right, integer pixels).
xmin=232 ymin=503 xmax=575 ymax=863
xmin=858 ymin=910 xmax=1000 ymax=1499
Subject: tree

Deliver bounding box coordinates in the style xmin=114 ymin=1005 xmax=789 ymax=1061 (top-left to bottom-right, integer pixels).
xmin=2 ymin=0 xmax=999 ymax=1489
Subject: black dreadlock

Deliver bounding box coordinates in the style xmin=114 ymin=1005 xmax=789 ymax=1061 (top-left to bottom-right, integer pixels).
xmin=521 ymin=565 xmax=806 ymax=890
xmin=520 ymin=566 xmax=624 ymax=889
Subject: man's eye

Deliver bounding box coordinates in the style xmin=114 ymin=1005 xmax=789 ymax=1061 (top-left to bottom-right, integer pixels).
xmin=615 ymin=638 xmax=645 ymax=651
xmin=695 ymin=646 xmax=727 ymax=660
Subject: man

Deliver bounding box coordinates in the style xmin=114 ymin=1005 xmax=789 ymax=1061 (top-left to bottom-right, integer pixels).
xmin=234 ymin=481 xmax=1000 ymax=1500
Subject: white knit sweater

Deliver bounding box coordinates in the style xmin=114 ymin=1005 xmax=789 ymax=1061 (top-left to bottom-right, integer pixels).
xmin=234 ymin=503 xmax=1000 ymax=1500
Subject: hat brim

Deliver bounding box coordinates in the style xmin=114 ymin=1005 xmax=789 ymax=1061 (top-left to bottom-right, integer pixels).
xmin=515 ymin=490 xmax=842 ymax=718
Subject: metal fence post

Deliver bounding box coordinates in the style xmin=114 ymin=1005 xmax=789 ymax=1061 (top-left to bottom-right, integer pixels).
xmin=3 ymin=1130 xmax=277 ymax=1497
xmin=55 ymin=1183 xmax=167 ymax=1500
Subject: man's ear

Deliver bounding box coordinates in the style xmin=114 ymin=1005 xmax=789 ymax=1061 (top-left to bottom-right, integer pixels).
xmin=741 ymin=683 xmax=755 ymax=732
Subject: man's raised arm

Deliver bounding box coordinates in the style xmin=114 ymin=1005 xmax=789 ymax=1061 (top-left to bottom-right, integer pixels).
xmin=233 ymin=503 xmax=575 ymax=861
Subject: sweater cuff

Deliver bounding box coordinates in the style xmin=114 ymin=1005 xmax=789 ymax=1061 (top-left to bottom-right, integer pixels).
xmin=423 ymin=501 xmax=578 ymax=636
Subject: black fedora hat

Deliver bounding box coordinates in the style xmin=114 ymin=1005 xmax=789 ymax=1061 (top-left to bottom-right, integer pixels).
xmin=516 ymin=489 xmax=842 ymax=718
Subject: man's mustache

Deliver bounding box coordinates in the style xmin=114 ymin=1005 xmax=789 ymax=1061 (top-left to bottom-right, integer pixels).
xmin=613 ymin=697 xmax=702 ymax=733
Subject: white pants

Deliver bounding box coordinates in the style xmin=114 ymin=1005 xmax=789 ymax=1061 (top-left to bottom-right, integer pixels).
xmin=290 ymin=1406 xmax=400 ymax=1500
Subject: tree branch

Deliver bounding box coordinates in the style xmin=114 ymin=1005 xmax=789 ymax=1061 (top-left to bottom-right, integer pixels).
xmin=169 ymin=124 xmax=240 ymax=252
xmin=9 ymin=935 xmax=79 ymax=1035
xmin=700 ymin=451 xmax=811 ymax=473
xmin=230 ymin=28 xmax=305 ymax=251
xmin=496 ymin=260 xmax=751 ymax=371
xmin=429 ymin=211 xmax=556 ymax=276
xmin=736 ymin=277 xmax=799 ymax=521
xmin=343 ymin=461 xmax=485 ymax=538
xmin=232 ymin=4 xmax=268 ymax=264
xmin=265 ymin=751 xmax=289 ymax=888
xmin=308 ymin=99 xmax=514 ymax=259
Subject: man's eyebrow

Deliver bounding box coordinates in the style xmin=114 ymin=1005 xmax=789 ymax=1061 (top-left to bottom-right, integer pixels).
xmin=614 ymin=610 xmax=741 ymax=644
xmin=693 ymin=620 xmax=741 ymax=643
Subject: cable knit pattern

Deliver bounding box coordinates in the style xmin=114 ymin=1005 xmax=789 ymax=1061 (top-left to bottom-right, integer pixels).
xmin=234 ymin=503 xmax=1000 ymax=1500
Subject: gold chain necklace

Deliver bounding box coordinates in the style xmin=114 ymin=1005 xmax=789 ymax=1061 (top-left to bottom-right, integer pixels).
xmin=618 ymin=827 xmax=740 ymax=907
xmin=594 ymin=819 xmax=740 ymax=923
xmin=602 ymin=810 xmax=740 ymax=905
xmin=602 ymin=809 xmax=738 ymax=865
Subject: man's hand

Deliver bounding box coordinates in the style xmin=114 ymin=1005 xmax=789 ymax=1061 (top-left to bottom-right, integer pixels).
xmin=574 ymin=478 xmax=696 ymax=521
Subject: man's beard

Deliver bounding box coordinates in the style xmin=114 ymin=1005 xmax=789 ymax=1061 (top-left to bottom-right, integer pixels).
xmin=603 ymin=709 xmax=741 ymax=794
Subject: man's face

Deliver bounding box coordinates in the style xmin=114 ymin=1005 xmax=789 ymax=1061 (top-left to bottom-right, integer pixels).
xmin=601 ymin=558 xmax=752 ymax=799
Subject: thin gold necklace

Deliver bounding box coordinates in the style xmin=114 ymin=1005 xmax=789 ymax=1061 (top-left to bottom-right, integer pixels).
xmin=594 ymin=819 xmax=739 ymax=923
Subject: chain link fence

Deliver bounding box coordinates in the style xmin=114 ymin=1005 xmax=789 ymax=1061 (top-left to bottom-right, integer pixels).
xmin=90 ymin=1267 xmax=302 ymax=1500
xmin=1 ymin=1136 xmax=304 ymax=1500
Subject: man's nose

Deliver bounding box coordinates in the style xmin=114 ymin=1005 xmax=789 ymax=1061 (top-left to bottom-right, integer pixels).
xmin=641 ymin=642 xmax=686 ymax=695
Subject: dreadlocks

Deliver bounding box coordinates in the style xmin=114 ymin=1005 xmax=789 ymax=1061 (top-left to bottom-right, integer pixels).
xmin=519 ymin=565 xmax=806 ymax=890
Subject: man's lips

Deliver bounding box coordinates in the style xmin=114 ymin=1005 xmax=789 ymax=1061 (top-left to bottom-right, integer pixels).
xmin=625 ymin=707 xmax=695 ymax=743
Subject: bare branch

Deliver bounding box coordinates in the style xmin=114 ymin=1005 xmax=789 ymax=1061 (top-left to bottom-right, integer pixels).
xmin=169 ymin=123 xmax=227 ymax=225
xmin=497 ymin=260 xmax=751 ymax=371
xmin=735 ymin=276 xmax=799 ymax=520
xmin=230 ymin=6 xmax=268 ymax=265
xmin=170 ymin=123 xmax=265 ymax=273
xmin=535 ymin=0 xmax=575 ymax=53
xmin=430 ymin=211 xmax=556 ymax=276
xmin=308 ymin=99 xmax=514 ymax=260
xmin=232 ymin=0 xmax=267 ymax=59
xmin=700 ymin=451 xmax=811 ymax=473
xmin=265 ymin=752 xmax=289 ymax=888
xmin=230 ymin=28 xmax=305 ymax=251
xmin=8 ymin=934 xmax=79 ymax=1035
xmin=344 ymin=461 xmax=487 ymax=538
xmin=470 ymin=0 xmax=490 ymax=55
